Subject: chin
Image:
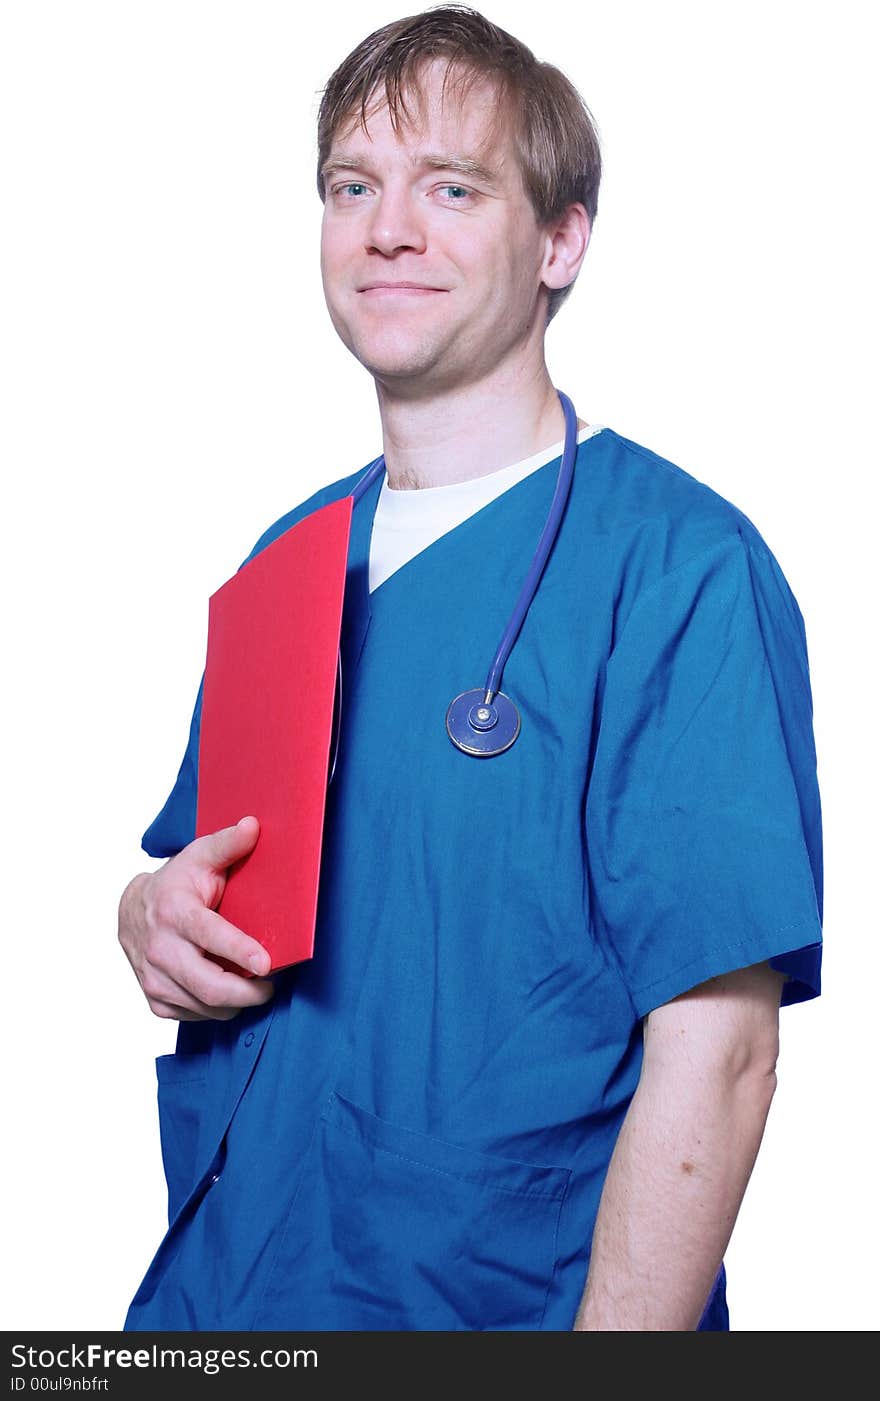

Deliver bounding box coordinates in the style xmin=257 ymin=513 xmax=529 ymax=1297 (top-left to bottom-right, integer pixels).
xmin=349 ymin=331 xmax=448 ymax=383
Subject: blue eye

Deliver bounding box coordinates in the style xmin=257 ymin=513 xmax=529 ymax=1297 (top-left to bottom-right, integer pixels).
xmin=441 ymin=185 xmax=471 ymax=200
xmin=330 ymin=182 xmax=369 ymax=198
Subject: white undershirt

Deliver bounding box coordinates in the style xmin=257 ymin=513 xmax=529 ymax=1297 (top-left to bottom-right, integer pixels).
xmin=368 ymin=424 xmax=606 ymax=593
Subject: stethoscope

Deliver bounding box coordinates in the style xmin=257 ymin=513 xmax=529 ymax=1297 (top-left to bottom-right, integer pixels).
xmin=328 ymin=388 xmax=579 ymax=782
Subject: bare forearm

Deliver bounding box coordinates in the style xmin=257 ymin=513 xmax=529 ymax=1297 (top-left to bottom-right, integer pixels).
xmin=573 ymin=1061 xmax=776 ymax=1330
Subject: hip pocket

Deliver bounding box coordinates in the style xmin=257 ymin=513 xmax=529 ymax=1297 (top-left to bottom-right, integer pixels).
xmin=155 ymin=1052 xmax=207 ymax=1227
xmin=255 ymin=1090 xmax=571 ymax=1330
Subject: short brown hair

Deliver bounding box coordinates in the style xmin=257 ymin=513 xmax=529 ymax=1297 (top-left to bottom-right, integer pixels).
xmin=316 ymin=4 xmax=602 ymax=325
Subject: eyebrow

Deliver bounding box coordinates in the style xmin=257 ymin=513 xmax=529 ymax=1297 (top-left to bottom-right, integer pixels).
xmin=321 ymin=151 xmax=501 ymax=187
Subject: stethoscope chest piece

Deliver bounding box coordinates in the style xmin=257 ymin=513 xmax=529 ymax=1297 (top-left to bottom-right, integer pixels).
xmin=446 ymin=689 xmax=521 ymax=758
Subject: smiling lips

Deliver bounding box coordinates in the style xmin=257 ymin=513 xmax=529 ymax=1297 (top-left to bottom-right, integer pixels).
xmin=359 ymin=282 xmax=447 ymax=295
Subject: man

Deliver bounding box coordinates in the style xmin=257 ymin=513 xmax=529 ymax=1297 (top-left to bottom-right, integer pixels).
xmin=119 ymin=6 xmax=823 ymax=1331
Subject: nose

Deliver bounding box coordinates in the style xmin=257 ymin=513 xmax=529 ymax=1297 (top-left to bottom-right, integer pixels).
xmin=364 ymin=182 xmax=427 ymax=257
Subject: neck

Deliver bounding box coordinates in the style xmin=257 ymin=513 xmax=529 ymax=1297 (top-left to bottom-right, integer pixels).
xmin=375 ymin=360 xmax=584 ymax=491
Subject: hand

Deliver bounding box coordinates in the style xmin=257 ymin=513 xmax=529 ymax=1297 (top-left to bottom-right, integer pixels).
xmin=118 ymin=815 xmax=275 ymax=1022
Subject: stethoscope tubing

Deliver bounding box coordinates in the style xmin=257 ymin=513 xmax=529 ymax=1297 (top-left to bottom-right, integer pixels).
xmin=481 ymin=389 xmax=577 ymax=702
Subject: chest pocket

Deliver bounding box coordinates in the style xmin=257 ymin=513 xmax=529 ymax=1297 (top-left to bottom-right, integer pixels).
xmin=254 ymin=1090 xmax=572 ymax=1331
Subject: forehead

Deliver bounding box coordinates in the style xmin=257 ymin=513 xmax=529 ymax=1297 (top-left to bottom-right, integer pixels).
xmin=329 ymin=58 xmax=515 ymax=172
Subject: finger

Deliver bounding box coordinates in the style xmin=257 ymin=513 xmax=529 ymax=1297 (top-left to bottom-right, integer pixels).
xmin=179 ymin=904 xmax=273 ymax=979
xmin=142 ymin=872 xmax=271 ymax=978
xmin=140 ymin=961 xmax=249 ymax=1020
xmin=169 ymin=936 xmax=277 ymax=1012
xmin=186 ymin=815 xmax=261 ymax=876
xmin=149 ymin=997 xmax=240 ymax=1023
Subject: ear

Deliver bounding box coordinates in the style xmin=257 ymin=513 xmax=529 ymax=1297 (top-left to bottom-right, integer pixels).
xmin=541 ymin=202 xmax=592 ymax=293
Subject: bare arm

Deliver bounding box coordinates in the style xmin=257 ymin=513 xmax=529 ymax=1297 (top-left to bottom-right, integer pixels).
xmin=573 ymin=960 xmax=786 ymax=1330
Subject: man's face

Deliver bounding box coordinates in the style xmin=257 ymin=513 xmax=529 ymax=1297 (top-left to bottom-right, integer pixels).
xmin=319 ymin=60 xmax=550 ymax=395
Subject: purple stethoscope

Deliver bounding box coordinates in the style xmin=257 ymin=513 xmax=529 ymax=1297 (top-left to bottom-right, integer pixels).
xmin=328 ymin=388 xmax=579 ymax=779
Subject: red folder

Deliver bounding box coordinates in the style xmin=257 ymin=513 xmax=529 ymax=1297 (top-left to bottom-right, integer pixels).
xmin=195 ymin=496 xmax=353 ymax=974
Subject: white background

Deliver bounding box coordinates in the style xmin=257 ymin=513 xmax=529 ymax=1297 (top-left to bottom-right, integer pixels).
xmin=2 ymin=0 xmax=875 ymax=1331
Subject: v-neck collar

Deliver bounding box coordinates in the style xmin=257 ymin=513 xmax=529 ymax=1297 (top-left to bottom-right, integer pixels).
xmin=339 ymin=430 xmax=605 ymax=686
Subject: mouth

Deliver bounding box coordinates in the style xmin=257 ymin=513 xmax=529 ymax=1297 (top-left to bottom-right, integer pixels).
xmin=358 ymin=284 xmax=447 ymax=297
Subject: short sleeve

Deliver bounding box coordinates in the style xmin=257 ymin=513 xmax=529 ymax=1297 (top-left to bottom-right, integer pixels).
xmin=141 ymin=672 xmax=204 ymax=858
xmin=585 ymin=533 xmax=823 ymax=1018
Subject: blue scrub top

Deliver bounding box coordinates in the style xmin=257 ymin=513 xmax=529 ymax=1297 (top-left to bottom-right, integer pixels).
xmin=123 ymin=427 xmax=823 ymax=1332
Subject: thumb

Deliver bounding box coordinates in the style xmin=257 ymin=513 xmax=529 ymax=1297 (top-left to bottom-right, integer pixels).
xmin=199 ymin=815 xmax=260 ymax=871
